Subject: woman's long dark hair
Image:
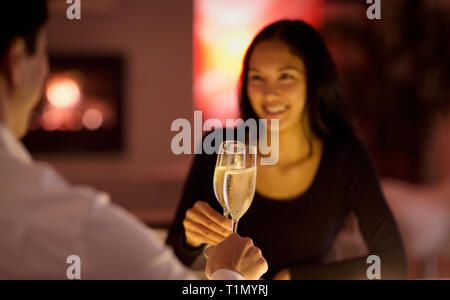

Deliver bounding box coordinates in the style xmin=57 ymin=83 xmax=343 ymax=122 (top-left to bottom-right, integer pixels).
xmin=240 ymin=20 xmax=352 ymax=140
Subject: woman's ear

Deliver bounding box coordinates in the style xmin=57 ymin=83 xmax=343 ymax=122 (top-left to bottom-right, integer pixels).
xmin=3 ymin=37 xmax=27 ymax=90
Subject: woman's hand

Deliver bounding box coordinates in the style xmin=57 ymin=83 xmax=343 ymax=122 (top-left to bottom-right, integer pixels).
xmin=183 ymin=201 xmax=232 ymax=248
xmin=273 ymin=268 xmax=291 ymax=280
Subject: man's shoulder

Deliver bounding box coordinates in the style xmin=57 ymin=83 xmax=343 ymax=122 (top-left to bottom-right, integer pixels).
xmin=0 ymin=153 xmax=109 ymax=218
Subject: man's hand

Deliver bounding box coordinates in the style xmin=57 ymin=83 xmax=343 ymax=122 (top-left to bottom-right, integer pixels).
xmin=183 ymin=201 xmax=232 ymax=248
xmin=206 ymin=233 xmax=268 ymax=280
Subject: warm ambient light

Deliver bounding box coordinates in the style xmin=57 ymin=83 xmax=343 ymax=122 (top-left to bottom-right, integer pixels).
xmin=46 ymin=77 xmax=81 ymax=109
xmin=194 ymin=0 xmax=323 ymax=123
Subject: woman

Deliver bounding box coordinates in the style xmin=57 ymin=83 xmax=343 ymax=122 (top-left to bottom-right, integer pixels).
xmin=167 ymin=20 xmax=407 ymax=279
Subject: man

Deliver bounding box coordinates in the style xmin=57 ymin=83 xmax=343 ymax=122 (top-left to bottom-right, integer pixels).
xmin=0 ymin=1 xmax=267 ymax=280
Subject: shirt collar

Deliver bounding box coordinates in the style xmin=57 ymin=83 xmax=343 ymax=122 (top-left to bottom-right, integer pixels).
xmin=0 ymin=122 xmax=33 ymax=165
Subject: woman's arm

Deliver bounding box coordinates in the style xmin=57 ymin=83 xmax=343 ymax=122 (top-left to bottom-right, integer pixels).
xmin=288 ymin=137 xmax=408 ymax=280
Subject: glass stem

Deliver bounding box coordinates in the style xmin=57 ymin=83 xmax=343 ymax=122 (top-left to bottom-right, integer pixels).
xmin=232 ymin=218 xmax=239 ymax=233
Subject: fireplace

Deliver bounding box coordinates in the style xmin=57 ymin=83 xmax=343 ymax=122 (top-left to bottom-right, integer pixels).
xmin=22 ymin=55 xmax=124 ymax=154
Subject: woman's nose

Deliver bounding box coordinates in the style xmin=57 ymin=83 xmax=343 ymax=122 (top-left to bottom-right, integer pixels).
xmin=261 ymin=82 xmax=278 ymax=97
xmin=261 ymin=83 xmax=280 ymax=101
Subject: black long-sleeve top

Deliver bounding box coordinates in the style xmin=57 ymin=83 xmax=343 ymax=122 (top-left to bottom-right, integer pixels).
xmin=166 ymin=129 xmax=407 ymax=279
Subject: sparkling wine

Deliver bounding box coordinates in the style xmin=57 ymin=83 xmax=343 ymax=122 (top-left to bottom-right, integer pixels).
xmin=223 ymin=167 xmax=256 ymax=220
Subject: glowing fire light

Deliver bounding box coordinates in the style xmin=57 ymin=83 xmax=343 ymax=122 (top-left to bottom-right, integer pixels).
xmin=46 ymin=77 xmax=81 ymax=109
xmin=41 ymin=108 xmax=65 ymax=131
xmin=82 ymin=108 xmax=103 ymax=131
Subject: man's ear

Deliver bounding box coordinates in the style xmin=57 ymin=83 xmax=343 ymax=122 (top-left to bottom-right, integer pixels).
xmin=3 ymin=37 xmax=27 ymax=89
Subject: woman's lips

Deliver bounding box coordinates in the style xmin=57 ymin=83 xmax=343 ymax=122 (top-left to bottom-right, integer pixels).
xmin=262 ymin=104 xmax=290 ymax=117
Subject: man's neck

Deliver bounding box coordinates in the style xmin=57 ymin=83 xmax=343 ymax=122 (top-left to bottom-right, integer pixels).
xmin=0 ymin=79 xmax=16 ymax=136
xmin=0 ymin=80 xmax=7 ymax=126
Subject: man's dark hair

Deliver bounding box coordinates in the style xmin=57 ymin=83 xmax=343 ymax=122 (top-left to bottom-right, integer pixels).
xmin=0 ymin=1 xmax=48 ymax=61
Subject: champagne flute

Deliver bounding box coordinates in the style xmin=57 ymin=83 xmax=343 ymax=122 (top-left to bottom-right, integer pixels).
xmin=223 ymin=143 xmax=257 ymax=233
xmin=204 ymin=140 xmax=245 ymax=258
xmin=213 ymin=141 xmax=246 ymax=218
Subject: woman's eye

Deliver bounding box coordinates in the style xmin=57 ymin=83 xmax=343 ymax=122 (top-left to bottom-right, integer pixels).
xmin=280 ymin=73 xmax=294 ymax=80
xmin=249 ymin=75 xmax=263 ymax=81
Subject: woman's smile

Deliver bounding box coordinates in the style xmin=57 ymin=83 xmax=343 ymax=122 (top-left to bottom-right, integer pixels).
xmin=263 ymin=103 xmax=290 ymax=115
xmin=261 ymin=102 xmax=291 ymax=121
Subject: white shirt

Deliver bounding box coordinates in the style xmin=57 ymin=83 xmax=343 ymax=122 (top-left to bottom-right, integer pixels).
xmin=0 ymin=123 xmax=244 ymax=280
